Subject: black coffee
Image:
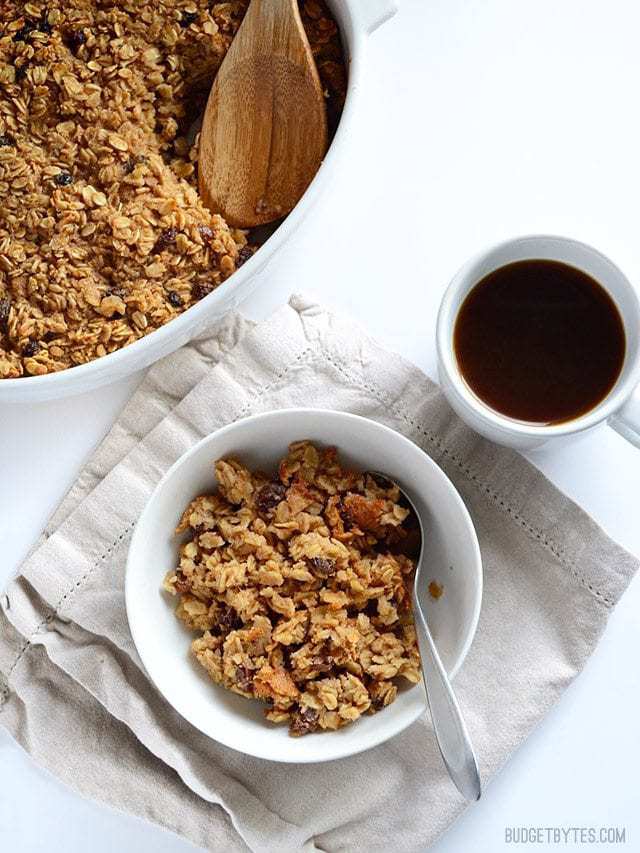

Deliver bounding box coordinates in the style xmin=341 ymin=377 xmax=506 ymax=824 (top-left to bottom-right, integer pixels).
xmin=453 ymin=259 xmax=626 ymax=424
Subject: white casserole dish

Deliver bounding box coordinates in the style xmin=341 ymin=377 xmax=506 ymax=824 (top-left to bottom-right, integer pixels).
xmin=1 ymin=0 xmax=397 ymax=403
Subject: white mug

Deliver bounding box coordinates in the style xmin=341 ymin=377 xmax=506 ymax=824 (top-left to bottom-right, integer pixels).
xmin=436 ymin=235 xmax=640 ymax=450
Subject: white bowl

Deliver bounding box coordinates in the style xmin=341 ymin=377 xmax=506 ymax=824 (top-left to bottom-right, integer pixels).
xmin=1 ymin=0 xmax=398 ymax=403
xmin=126 ymin=409 xmax=483 ymax=763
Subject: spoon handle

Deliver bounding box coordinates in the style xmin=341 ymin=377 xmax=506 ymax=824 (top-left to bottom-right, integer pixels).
xmin=412 ymin=591 xmax=482 ymax=801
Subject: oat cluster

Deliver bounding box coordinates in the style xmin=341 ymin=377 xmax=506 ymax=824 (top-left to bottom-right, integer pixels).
xmin=0 ymin=2 xmax=345 ymax=378
xmin=164 ymin=441 xmax=421 ymax=737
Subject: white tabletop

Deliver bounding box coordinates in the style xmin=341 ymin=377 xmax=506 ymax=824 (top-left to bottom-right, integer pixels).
xmin=2 ymin=0 xmax=640 ymax=850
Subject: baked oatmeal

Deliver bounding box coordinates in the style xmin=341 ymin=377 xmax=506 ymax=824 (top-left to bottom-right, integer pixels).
xmin=0 ymin=2 xmax=346 ymax=378
xmin=164 ymin=441 xmax=421 ymax=737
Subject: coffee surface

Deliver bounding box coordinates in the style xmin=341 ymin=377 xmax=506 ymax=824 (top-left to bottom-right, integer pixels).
xmin=454 ymin=259 xmax=626 ymax=424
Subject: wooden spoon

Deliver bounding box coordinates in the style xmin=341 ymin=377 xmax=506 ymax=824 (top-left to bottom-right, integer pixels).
xmin=198 ymin=0 xmax=328 ymax=228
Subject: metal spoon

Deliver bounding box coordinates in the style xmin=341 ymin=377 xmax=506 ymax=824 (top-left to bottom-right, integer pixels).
xmin=372 ymin=472 xmax=482 ymax=801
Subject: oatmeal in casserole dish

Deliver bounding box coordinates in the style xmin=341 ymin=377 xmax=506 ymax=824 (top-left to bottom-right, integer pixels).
xmin=164 ymin=441 xmax=421 ymax=737
xmin=0 ymin=2 xmax=345 ymax=378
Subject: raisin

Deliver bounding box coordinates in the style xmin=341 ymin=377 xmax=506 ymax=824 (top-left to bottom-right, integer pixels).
xmin=280 ymin=646 xmax=293 ymax=671
xmin=216 ymin=604 xmax=242 ymax=635
xmin=197 ymin=225 xmax=213 ymax=240
xmin=371 ymin=695 xmax=386 ymax=711
xmin=0 ymin=135 xmax=13 ymax=147
xmin=54 ymin=172 xmax=73 ymax=187
xmin=180 ymin=11 xmax=198 ymax=27
xmin=0 ymin=296 xmax=11 ymax=333
xmin=236 ymin=246 xmax=254 ymax=268
xmin=289 ymin=707 xmax=319 ymax=737
xmin=192 ymin=282 xmax=214 ymax=301
xmin=123 ymin=158 xmax=135 ymax=175
xmin=235 ymin=665 xmax=254 ymax=694
xmin=364 ymin=598 xmax=378 ymax=618
xmin=167 ymin=290 xmax=182 ymax=308
xmin=123 ymin=154 xmax=147 ymax=174
xmin=255 ymin=482 xmax=286 ymax=515
xmin=43 ymin=331 xmax=57 ymax=343
xmin=37 ymin=11 xmax=53 ymax=34
xmin=174 ymin=573 xmax=192 ymax=594
xmin=336 ymin=498 xmax=353 ymax=531
xmin=307 ymin=556 xmax=336 ymax=578
xmin=65 ymin=29 xmax=86 ymax=51
xmin=152 ymin=227 xmax=177 ymax=253
xmin=22 ymin=339 xmax=40 ymax=357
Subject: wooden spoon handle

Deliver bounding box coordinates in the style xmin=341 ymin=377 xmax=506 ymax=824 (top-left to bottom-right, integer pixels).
xmin=198 ymin=0 xmax=328 ymax=228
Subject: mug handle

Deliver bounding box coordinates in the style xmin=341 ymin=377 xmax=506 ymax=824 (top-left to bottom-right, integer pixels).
xmin=610 ymin=385 xmax=640 ymax=448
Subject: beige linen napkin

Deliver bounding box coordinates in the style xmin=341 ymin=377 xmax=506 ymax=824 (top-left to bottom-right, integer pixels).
xmin=0 ymin=296 xmax=637 ymax=853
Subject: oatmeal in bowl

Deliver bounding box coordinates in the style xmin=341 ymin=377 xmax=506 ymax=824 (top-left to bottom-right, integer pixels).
xmin=163 ymin=441 xmax=422 ymax=737
xmin=126 ymin=409 xmax=482 ymax=762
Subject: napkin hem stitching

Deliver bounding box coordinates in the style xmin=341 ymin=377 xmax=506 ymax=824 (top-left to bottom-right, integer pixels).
xmin=320 ymin=351 xmax=617 ymax=608
xmin=4 ymin=520 xmax=136 ymax=685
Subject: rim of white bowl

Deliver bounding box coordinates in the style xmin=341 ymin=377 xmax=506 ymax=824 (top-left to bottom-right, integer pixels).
xmin=126 ymin=409 xmax=483 ymax=763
